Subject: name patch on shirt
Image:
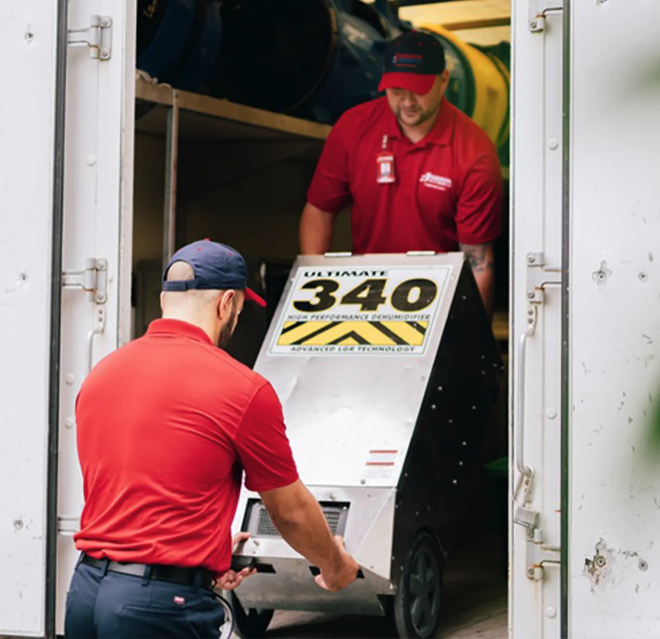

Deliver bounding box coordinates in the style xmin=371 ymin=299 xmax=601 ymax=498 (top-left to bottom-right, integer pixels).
xmin=419 ymin=172 xmax=452 ymax=191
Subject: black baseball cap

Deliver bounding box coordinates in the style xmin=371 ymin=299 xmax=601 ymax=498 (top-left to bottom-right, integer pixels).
xmin=379 ymin=30 xmax=446 ymax=96
xmin=162 ymin=239 xmax=266 ymax=307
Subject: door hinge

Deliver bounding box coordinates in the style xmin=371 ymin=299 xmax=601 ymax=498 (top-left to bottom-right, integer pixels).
xmin=525 ymin=526 xmax=561 ymax=581
xmin=526 ymin=252 xmax=562 ymax=305
xmin=63 ymin=258 xmax=108 ymax=304
xmin=529 ymin=0 xmax=564 ymax=32
xmin=68 ymin=15 xmax=112 ymax=60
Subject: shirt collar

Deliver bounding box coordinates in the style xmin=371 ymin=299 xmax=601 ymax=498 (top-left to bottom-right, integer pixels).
xmin=146 ymin=318 xmax=214 ymax=346
xmin=384 ymin=96 xmax=455 ymax=147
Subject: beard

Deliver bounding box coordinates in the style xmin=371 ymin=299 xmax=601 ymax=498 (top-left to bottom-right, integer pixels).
xmin=396 ymin=97 xmax=441 ymax=128
xmin=218 ymin=305 xmax=239 ymax=349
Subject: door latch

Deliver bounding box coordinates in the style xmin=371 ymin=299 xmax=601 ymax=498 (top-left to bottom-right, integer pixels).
xmin=513 ymin=470 xmax=539 ymax=529
xmin=68 ymin=15 xmax=112 ymax=60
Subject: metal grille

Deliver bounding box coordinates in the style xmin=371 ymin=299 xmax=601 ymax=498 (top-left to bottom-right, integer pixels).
xmin=254 ymin=503 xmax=344 ymax=537
xmin=256 ymin=507 xmax=280 ymax=536
xmin=323 ymin=509 xmax=341 ymax=534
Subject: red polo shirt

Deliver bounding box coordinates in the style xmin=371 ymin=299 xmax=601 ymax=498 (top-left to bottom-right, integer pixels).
xmin=307 ymin=96 xmax=503 ymax=253
xmin=74 ymin=319 xmax=298 ymax=575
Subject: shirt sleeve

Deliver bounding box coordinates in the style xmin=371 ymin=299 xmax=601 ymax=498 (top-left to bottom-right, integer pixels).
xmin=455 ymin=138 xmax=503 ymax=246
xmin=234 ymin=382 xmax=299 ymax=493
xmin=306 ymin=112 xmax=352 ymax=214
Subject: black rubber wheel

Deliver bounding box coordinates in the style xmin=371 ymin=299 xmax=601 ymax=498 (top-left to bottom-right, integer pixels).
xmin=230 ymin=591 xmax=274 ymax=638
xmin=393 ymin=532 xmax=444 ymax=639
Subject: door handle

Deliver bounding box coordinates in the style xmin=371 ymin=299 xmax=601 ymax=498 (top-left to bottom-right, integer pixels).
xmin=86 ymin=306 xmax=106 ymax=376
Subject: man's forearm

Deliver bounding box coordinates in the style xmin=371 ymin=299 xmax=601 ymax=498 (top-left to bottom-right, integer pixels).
xmin=472 ymin=270 xmax=495 ymax=320
xmin=262 ymin=483 xmax=343 ymax=572
xmin=299 ymin=202 xmax=335 ymax=254
xmin=459 ymin=242 xmax=495 ymax=321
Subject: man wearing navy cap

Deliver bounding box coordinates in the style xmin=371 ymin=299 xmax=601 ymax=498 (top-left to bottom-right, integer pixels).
xmin=65 ymin=239 xmax=359 ymax=638
xmin=300 ymin=30 xmax=503 ymax=319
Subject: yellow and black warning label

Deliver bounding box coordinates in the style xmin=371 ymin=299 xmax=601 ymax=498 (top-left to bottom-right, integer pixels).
xmin=268 ymin=265 xmax=451 ymax=356
xmin=277 ymin=320 xmax=428 ymax=347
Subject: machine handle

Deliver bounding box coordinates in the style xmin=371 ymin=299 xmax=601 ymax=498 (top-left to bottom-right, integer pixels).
xmin=309 ymin=565 xmax=365 ymax=579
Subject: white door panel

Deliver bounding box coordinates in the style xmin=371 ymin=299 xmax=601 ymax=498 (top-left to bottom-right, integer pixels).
xmin=511 ymin=3 xmax=564 ymax=637
xmin=56 ymin=0 xmax=135 ymax=633
xmin=568 ymin=2 xmax=660 ymax=637
xmin=0 ymin=2 xmax=59 ymax=634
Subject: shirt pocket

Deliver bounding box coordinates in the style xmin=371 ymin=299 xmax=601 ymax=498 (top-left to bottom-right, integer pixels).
xmin=416 ymin=175 xmax=456 ymax=222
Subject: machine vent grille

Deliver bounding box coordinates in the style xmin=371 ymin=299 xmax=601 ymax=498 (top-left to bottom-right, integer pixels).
xmin=323 ymin=509 xmax=342 ymax=534
xmin=256 ymin=507 xmax=280 ymax=537
xmin=252 ymin=502 xmax=347 ymax=537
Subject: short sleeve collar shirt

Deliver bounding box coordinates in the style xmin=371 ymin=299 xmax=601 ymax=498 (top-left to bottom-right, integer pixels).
xmin=307 ymin=96 xmax=503 ymax=253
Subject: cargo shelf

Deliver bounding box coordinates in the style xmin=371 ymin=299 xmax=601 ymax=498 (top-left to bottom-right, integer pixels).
xmin=135 ymin=75 xmax=331 ymax=143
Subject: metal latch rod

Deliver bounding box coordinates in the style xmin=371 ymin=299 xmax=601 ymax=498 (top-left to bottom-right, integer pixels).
xmin=516 ymin=253 xmax=561 ymax=478
xmin=514 ymin=253 xmax=562 ymax=531
xmin=529 ymin=0 xmax=564 ymax=32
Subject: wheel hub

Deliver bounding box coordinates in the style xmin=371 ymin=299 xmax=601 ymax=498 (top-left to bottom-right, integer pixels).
xmin=409 ymin=547 xmax=441 ymax=636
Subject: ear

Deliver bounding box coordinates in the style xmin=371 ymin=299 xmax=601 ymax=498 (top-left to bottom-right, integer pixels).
xmin=159 ymin=292 xmax=165 ymax=312
xmin=218 ymin=290 xmax=236 ymax=318
xmin=440 ymin=69 xmax=450 ymax=90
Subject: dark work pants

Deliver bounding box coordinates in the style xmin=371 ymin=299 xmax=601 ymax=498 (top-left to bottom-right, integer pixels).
xmin=64 ymin=558 xmax=226 ymax=639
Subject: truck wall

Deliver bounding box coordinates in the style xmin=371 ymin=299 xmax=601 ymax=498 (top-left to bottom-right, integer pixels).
xmin=0 ymin=3 xmax=58 ymax=634
xmin=511 ymin=0 xmax=660 ymax=636
xmin=568 ymin=1 xmax=660 ymax=636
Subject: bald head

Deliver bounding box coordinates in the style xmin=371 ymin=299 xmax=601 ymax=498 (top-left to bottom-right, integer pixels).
xmin=162 ymin=261 xmax=220 ymax=309
xmin=160 ymin=260 xmax=244 ymax=347
xmin=166 ymin=260 xmax=194 ymax=282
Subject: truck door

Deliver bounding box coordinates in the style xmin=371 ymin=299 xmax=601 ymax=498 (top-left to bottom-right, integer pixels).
xmin=0 ymin=0 xmax=135 ymax=636
xmin=566 ymin=1 xmax=660 ymax=637
xmin=510 ymin=1 xmax=564 ymax=637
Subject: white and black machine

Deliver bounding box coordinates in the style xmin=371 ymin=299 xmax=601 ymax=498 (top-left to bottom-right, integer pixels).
xmin=229 ymin=253 xmax=502 ymax=639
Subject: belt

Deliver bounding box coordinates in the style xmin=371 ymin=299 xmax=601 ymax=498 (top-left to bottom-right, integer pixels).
xmin=81 ymin=554 xmax=215 ymax=590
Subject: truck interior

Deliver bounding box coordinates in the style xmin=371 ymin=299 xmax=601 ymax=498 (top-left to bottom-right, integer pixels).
xmin=131 ymin=0 xmax=511 ymax=635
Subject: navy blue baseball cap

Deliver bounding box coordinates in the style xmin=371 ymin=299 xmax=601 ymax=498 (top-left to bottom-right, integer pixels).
xmin=162 ymin=239 xmax=266 ymax=307
xmin=379 ymin=30 xmax=446 ymax=95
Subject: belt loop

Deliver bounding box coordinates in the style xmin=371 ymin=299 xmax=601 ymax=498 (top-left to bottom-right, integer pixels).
xmin=75 ymin=553 xmax=84 ymax=570
xmin=193 ymin=568 xmax=202 ymax=591
xmin=101 ymin=559 xmax=110 ymax=578
xmin=142 ymin=565 xmax=153 ymax=587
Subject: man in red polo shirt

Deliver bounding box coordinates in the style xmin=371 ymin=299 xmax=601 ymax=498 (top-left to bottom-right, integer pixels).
xmin=65 ymin=240 xmax=358 ymax=639
xmin=299 ymin=30 xmax=503 ymax=318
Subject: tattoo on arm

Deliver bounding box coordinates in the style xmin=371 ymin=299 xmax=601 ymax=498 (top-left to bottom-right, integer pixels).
xmin=459 ymin=243 xmax=495 ymax=273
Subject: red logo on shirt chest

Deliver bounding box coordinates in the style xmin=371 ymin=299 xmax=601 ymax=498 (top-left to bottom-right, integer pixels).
xmin=419 ymin=172 xmax=453 ymax=191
